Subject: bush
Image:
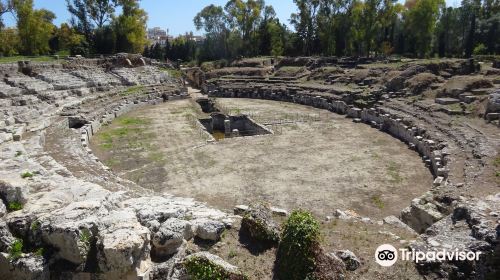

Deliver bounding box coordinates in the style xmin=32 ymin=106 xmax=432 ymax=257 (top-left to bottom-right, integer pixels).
xmin=275 ymin=210 xmax=321 ymax=280
xmin=184 ymin=255 xmax=248 ymax=280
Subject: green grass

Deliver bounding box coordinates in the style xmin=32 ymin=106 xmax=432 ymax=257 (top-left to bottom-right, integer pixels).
xmin=118 ymin=117 xmax=150 ymax=126
xmin=20 ymin=171 xmax=34 ymax=179
xmin=227 ymin=250 xmax=237 ymax=259
xmin=387 ymin=161 xmax=403 ymax=184
xmin=98 ymin=127 xmax=146 ymax=149
xmin=121 ymin=85 xmax=145 ymax=95
xmin=162 ymin=68 xmax=182 ymax=78
xmin=15 ymin=151 xmax=23 ymax=157
xmin=371 ymin=195 xmax=385 ymax=209
xmin=30 ymin=221 xmax=40 ymax=231
xmin=447 ymin=103 xmax=476 ymax=112
xmin=9 ymin=239 xmax=23 ymax=260
xmin=8 ymin=201 xmax=23 ymax=212
xmin=79 ymin=228 xmax=92 ymax=252
xmin=0 ymin=55 xmax=58 ymax=64
xmin=494 ymin=156 xmax=500 ymax=168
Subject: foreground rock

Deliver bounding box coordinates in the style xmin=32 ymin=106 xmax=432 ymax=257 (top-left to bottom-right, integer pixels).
xmin=240 ymin=204 xmax=280 ymax=244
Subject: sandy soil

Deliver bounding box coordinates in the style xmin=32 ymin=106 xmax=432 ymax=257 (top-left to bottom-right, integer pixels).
xmin=90 ymin=97 xmax=433 ymax=219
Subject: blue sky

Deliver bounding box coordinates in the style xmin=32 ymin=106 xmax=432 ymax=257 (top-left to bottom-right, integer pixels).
xmin=3 ymin=0 xmax=461 ymax=36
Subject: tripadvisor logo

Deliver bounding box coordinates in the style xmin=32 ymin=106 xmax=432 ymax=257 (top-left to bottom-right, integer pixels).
xmin=375 ymin=244 xmax=481 ymax=267
xmin=375 ymin=244 xmax=398 ymax=267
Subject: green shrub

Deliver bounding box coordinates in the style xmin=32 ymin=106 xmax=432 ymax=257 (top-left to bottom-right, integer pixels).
xmin=8 ymin=201 xmax=23 ymax=211
xmin=275 ymin=210 xmax=321 ymax=280
xmin=184 ymin=256 xmax=248 ymax=280
xmin=15 ymin=151 xmax=23 ymax=157
xmin=9 ymin=239 xmax=23 ymax=260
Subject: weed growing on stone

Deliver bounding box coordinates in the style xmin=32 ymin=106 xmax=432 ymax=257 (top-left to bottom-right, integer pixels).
xmin=15 ymin=151 xmax=23 ymax=157
xmin=9 ymin=239 xmax=23 ymax=260
xmin=34 ymin=247 xmax=44 ymax=257
xmin=31 ymin=221 xmax=40 ymax=231
xmin=79 ymin=229 xmax=92 ymax=249
xmin=8 ymin=201 xmax=23 ymax=211
xmin=21 ymin=171 xmax=34 ymax=178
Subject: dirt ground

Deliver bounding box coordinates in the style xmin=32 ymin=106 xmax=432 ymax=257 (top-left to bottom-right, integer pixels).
xmin=90 ymin=96 xmax=433 ymax=220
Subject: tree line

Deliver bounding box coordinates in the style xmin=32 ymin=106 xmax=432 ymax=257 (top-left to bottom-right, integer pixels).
xmin=0 ymin=0 xmax=147 ymax=57
xmin=0 ymin=0 xmax=498 ymax=60
xmin=145 ymin=0 xmax=499 ymax=63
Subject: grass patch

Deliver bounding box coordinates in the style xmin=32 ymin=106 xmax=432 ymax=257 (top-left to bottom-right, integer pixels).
xmin=97 ymin=127 xmax=147 ymax=149
xmin=15 ymin=151 xmax=23 ymax=157
xmin=371 ymin=195 xmax=385 ymax=209
xmin=0 ymin=55 xmax=57 ymax=64
xmin=228 ymin=250 xmax=237 ymax=259
xmin=162 ymin=68 xmax=182 ymax=78
xmin=387 ymin=161 xmax=403 ymax=184
xmin=118 ymin=117 xmax=150 ymax=126
xmin=104 ymin=158 xmax=119 ymax=167
xmin=20 ymin=171 xmax=34 ymax=179
xmin=121 ymin=85 xmax=145 ymax=96
xmin=447 ymin=103 xmax=476 ymax=112
xmin=494 ymin=156 xmax=500 ymax=168
xmin=8 ymin=201 xmax=23 ymax=212
xmin=9 ymin=239 xmax=23 ymax=260
xmin=148 ymin=152 xmax=164 ymax=162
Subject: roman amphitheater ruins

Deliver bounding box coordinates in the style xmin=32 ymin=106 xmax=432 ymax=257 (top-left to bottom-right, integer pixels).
xmin=0 ymin=54 xmax=499 ymax=279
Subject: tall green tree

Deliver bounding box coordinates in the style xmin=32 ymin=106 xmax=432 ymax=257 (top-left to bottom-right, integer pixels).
xmin=0 ymin=28 xmax=19 ymax=56
xmin=290 ymin=0 xmax=320 ymax=55
xmin=113 ymin=0 xmax=147 ymax=53
xmin=404 ymin=0 xmax=445 ymax=57
xmin=11 ymin=0 xmax=56 ymax=55
xmin=194 ymin=4 xmax=229 ymax=60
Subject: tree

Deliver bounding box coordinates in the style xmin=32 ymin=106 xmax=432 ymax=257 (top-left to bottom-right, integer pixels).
xmin=194 ymin=4 xmax=229 ymax=60
xmin=290 ymin=0 xmax=320 ymax=55
xmin=11 ymin=0 xmax=56 ymax=55
xmin=113 ymin=0 xmax=147 ymax=53
xmin=87 ymin=0 xmax=117 ymax=28
xmin=0 ymin=28 xmax=19 ymax=56
xmin=404 ymin=0 xmax=445 ymax=57
xmin=50 ymin=23 xmax=86 ymax=54
xmin=66 ymin=0 xmax=93 ymax=41
xmin=0 ymin=0 xmax=11 ymax=30
xmin=224 ymin=0 xmax=264 ymax=55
